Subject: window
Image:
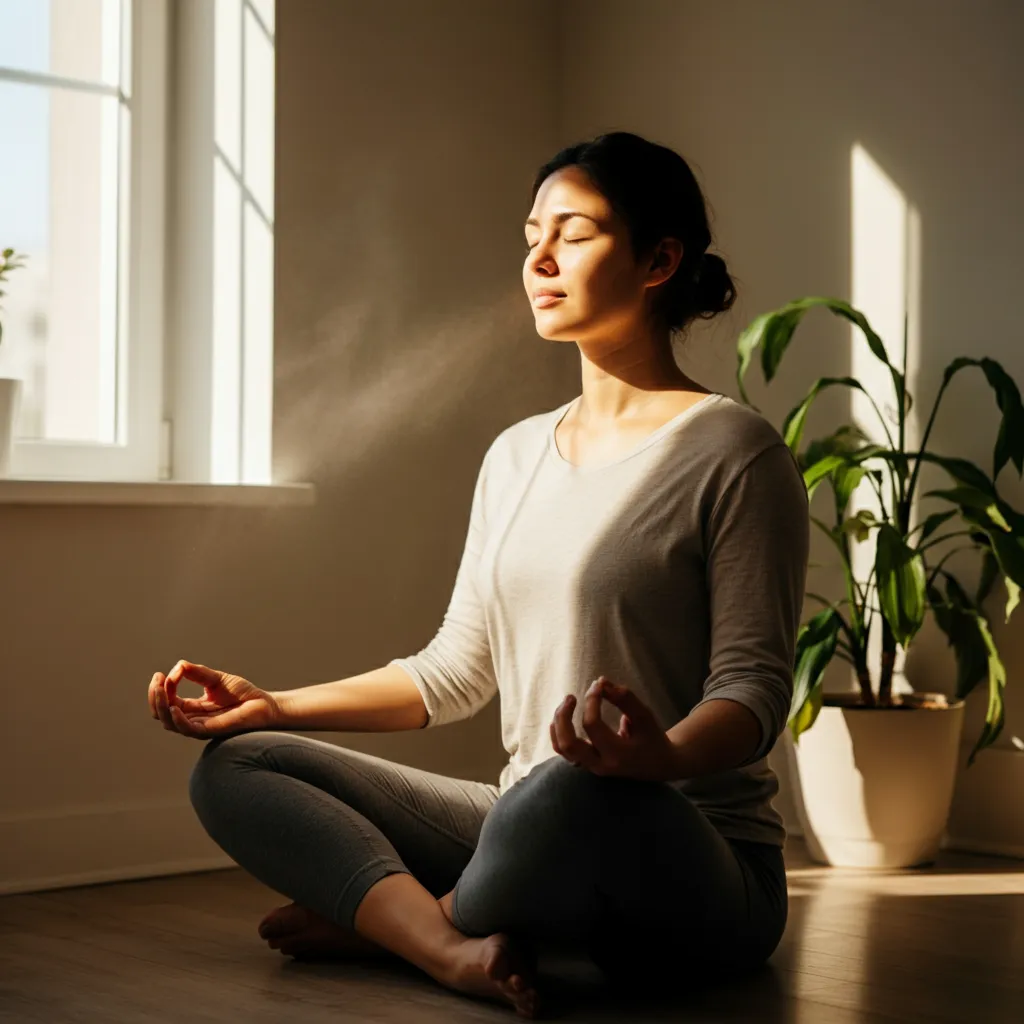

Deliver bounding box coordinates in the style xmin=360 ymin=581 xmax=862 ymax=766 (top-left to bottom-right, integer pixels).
xmin=0 ymin=0 xmax=276 ymax=485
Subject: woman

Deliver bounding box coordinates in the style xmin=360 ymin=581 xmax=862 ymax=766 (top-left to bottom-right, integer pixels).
xmin=148 ymin=131 xmax=810 ymax=1019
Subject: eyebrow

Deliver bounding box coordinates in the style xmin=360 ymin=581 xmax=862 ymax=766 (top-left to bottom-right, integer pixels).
xmin=524 ymin=211 xmax=599 ymax=228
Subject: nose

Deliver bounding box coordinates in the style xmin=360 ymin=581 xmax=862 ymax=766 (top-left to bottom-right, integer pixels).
xmin=525 ymin=241 xmax=558 ymax=278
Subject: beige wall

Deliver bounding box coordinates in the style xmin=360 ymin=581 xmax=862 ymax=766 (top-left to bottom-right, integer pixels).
xmin=558 ymin=0 xmax=1024 ymax=850
xmin=0 ymin=0 xmax=573 ymax=893
xmin=4 ymin=0 xmax=1023 ymax=893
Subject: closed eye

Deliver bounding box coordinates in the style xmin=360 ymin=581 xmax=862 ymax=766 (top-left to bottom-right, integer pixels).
xmin=524 ymin=238 xmax=589 ymax=252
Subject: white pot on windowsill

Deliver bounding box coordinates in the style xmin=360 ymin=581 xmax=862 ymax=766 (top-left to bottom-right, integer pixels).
xmin=0 ymin=375 xmax=23 ymax=478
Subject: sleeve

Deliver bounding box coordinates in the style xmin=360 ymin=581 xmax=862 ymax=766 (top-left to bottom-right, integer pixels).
xmin=388 ymin=441 xmax=499 ymax=728
xmin=691 ymin=441 xmax=810 ymax=765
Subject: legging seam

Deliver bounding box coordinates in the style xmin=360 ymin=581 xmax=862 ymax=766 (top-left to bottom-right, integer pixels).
xmin=256 ymin=741 xmax=487 ymax=854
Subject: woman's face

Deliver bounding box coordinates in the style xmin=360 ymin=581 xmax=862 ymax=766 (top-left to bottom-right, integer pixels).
xmin=523 ymin=165 xmax=679 ymax=345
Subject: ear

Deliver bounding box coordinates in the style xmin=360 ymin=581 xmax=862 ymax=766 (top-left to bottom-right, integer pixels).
xmin=647 ymin=238 xmax=684 ymax=285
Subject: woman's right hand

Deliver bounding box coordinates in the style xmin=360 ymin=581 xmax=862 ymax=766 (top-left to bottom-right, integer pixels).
xmin=148 ymin=660 xmax=283 ymax=739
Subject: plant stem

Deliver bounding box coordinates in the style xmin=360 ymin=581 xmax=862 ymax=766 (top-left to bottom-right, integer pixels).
xmin=878 ymin=615 xmax=897 ymax=706
xmin=917 ymin=529 xmax=975 ymax=554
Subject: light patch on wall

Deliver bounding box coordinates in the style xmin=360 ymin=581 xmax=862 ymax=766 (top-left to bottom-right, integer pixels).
xmin=849 ymin=143 xmax=921 ymax=691
xmin=272 ymin=282 xmax=532 ymax=485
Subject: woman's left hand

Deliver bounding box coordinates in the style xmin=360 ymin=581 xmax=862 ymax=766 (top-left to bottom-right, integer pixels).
xmin=549 ymin=676 xmax=678 ymax=782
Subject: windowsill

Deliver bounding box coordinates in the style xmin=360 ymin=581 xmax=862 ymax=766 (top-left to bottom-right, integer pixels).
xmin=0 ymin=478 xmax=316 ymax=506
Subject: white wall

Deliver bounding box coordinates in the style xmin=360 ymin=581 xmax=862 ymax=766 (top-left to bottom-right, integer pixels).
xmin=558 ymin=0 xmax=1024 ymax=854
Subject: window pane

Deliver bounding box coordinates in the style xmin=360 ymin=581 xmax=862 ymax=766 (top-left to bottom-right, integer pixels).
xmin=244 ymin=4 xmax=274 ymax=217
xmin=211 ymin=156 xmax=242 ymax=482
xmin=0 ymin=0 xmax=122 ymax=87
xmin=242 ymin=202 xmax=273 ymax=483
xmin=215 ymin=0 xmax=241 ymax=173
xmin=247 ymin=0 xmax=274 ymax=35
xmin=0 ymin=80 xmax=123 ymax=443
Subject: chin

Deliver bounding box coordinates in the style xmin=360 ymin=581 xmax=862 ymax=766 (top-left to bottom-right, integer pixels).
xmin=533 ymin=317 xmax=577 ymax=341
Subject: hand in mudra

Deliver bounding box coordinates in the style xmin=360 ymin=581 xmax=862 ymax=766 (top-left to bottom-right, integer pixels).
xmin=549 ymin=676 xmax=677 ymax=782
xmin=148 ymin=660 xmax=281 ymax=739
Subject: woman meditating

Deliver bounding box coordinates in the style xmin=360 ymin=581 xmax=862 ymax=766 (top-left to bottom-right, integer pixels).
xmin=147 ymin=131 xmax=810 ymax=1019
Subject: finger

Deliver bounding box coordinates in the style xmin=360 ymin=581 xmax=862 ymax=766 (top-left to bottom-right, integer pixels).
xmin=164 ymin=672 xmax=180 ymax=707
xmin=168 ymin=661 xmax=223 ymax=688
xmin=175 ymin=695 xmax=217 ymax=714
xmin=169 ymin=703 xmax=209 ymax=740
xmin=580 ymin=679 xmax=620 ymax=757
xmin=549 ymin=719 xmax=561 ymax=755
xmin=553 ymin=696 xmax=598 ymax=768
xmin=550 ymin=713 xmax=576 ymax=758
xmin=154 ymin=682 xmax=177 ymax=732
xmin=551 ymin=695 xmax=578 ymax=752
xmin=148 ymin=673 xmax=163 ymax=719
xmin=594 ymin=679 xmax=655 ymax=723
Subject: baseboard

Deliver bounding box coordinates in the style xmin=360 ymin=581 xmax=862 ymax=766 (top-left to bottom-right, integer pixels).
xmin=945 ymin=746 xmax=1024 ymax=859
xmin=0 ymin=798 xmax=236 ymax=895
xmin=783 ymin=823 xmax=1024 ymax=861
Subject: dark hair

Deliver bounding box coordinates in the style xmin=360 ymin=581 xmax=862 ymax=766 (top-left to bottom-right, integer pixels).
xmin=531 ymin=132 xmax=737 ymax=335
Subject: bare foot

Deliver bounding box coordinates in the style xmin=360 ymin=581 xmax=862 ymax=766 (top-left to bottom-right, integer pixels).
xmin=257 ymin=902 xmax=395 ymax=960
xmin=442 ymin=932 xmax=542 ymax=1018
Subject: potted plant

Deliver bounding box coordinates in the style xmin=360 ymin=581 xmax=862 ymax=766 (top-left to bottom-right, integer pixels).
xmin=0 ymin=248 xmax=27 ymax=477
xmin=736 ymin=297 xmax=1023 ymax=868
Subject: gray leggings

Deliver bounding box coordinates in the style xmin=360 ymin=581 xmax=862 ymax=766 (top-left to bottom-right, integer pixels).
xmin=188 ymin=731 xmax=787 ymax=987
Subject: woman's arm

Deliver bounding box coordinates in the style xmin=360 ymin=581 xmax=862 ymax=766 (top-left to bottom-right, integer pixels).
xmin=665 ymin=698 xmax=762 ymax=779
xmin=267 ymin=663 xmax=429 ymax=732
xmin=686 ymin=440 xmax=811 ymax=771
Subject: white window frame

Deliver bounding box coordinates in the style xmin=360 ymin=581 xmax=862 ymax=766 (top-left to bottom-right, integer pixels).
xmin=0 ymin=0 xmax=301 ymax=504
xmin=4 ymin=0 xmax=167 ymax=483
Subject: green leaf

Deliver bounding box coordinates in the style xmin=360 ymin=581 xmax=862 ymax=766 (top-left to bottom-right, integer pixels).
xmin=916 ymin=508 xmax=959 ymax=546
xmin=911 ymin=451 xmax=998 ymax=496
xmin=875 ymin=523 xmax=927 ymax=646
xmin=928 ymin=571 xmax=1007 ymax=764
xmin=923 ymin=487 xmax=1012 ymax=531
xmin=802 ymin=453 xmax=847 ymax=499
xmin=951 ymin=503 xmax=1024 ymax=594
xmin=789 ymin=607 xmax=842 ymax=742
xmin=790 ymin=682 xmax=823 ymax=743
xmin=969 ymin=612 xmax=1007 ymax=764
xmin=839 ymin=509 xmax=880 ymax=543
xmin=929 ymin=576 xmax=989 ymax=699
xmin=800 ymin=439 xmax=888 ymax=502
xmin=930 ymin=574 xmax=1009 ymax=767
xmin=832 ymin=463 xmax=867 ymax=518
xmin=735 ymin=297 xmax=903 ymax=414
xmin=1006 ymin=579 xmax=1022 ymax=622
xmin=941 ymin=357 xmax=1024 ymax=480
xmin=976 ymin=547 xmax=1000 ymax=606
xmin=781 ymin=376 xmax=866 ymax=453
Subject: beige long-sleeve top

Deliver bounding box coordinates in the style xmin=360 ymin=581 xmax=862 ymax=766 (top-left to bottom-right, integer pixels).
xmin=390 ymin=391 xmax=810 ymax=847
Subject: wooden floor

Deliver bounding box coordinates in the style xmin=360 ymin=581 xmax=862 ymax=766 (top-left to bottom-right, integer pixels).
xmin=1 ymin=838 xmax=1022 ymax=1023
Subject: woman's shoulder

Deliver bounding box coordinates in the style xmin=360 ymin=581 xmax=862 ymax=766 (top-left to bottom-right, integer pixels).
xmin=696 ymin=393 xmax=788 ymax=458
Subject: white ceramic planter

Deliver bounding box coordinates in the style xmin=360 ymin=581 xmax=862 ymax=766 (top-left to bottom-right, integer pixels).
xmin=791 ymin=693 xmax=965 ymax=868
xmin=0 ymin=377 xmax=22 ymax=477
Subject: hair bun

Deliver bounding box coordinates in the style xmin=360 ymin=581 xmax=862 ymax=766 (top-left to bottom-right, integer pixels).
xmin=693 ymin=252 xmax=736 ymax=319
